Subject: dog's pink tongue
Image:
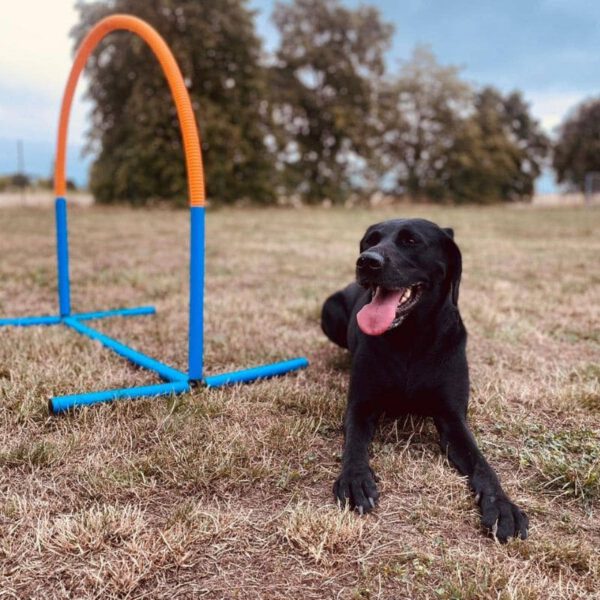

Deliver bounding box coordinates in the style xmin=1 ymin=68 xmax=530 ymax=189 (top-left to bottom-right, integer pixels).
xmin=357 ymin=287 xmax=403 ymax=336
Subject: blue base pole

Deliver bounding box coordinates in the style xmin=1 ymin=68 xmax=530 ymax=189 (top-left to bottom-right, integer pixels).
xmin=188 ymin=206 xmax=205 ymax=382
xmin=204 ymin=357 xmax=309 ymax=388
xmin=50 ymin=380 xmax=191 ymax=413
xmin=55 ymin=197 xmax=71 ymax=317
xmin=63 ymin=317 xmax=188 ymax=382
xmin=72 ymin=306 xmax=156 ymax=321
xmin=0 ymin=305 xmax=156 ymax=328
xmin=0 ymin=315 xmax=62 ymax=327
xmin=49 ymin=358 xmax=308 ymax=412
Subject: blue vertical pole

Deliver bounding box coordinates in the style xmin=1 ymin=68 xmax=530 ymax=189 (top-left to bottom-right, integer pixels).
xmin=188 ymin=206 xmax=205 ymax=381
xmin=55 ymin=197 xmax=71 ymax=317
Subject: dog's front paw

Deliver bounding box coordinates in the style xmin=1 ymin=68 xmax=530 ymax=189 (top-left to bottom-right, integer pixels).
xmin=479 ymin=493 xmax=528 ymax=542
xmin=334 ymin=466 xmax=379 ymax=514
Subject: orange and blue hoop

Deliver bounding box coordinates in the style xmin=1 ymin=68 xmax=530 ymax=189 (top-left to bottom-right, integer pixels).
xmin=0 ymin=15 xmax=308 ymax=413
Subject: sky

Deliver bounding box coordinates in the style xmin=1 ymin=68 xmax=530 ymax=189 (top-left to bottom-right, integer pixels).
xmin=0 ymin=0 xmax=598 ymax=190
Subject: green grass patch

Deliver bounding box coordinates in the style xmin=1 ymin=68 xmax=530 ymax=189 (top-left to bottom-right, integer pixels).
xmin=520 ymin=426 xmax=600 ymax=503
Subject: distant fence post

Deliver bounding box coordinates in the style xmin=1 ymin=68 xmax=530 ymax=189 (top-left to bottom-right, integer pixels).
xmin=584 ymin=172 xmax=600 ymax=206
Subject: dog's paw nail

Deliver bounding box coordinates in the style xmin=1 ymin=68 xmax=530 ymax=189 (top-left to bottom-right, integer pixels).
xmin=368 ymin=497 xmax=376 ymax=508
xmin=357 ymin=505 xmax=364 ymax=516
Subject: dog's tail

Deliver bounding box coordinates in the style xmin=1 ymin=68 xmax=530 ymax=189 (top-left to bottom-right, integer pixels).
xmin=321 ymin=289 xmax=352 ymax=349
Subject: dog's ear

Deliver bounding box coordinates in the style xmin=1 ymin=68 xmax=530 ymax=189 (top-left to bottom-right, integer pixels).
xmin=443 ymin=229 xmax=461 ymax=306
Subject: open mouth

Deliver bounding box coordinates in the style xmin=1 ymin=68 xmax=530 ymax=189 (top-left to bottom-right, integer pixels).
xmin=356 ymin=284 xmax=423 ymax=336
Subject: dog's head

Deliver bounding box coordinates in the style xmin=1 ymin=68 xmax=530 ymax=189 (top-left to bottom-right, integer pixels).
xmin=355 ymin=218 xmax=461 ymax=336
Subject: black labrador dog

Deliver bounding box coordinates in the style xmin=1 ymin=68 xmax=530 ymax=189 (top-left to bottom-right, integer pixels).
xmin=321 ymin=218 xmax=528 ymax=542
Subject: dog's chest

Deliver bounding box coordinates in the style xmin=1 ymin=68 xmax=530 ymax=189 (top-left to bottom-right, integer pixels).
xmin=379 ymin=352 xmax=454 ymax=416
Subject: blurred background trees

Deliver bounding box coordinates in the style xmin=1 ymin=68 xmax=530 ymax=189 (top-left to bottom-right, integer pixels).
xmin=74 ymin=0 xmax=567 ymax=206
xmin=269 ymin=0 xmax=393 ymax=203
xmin=378 ymin=47 xmax=473 ymax=202
xmin=445 ymin=87 xmax=550 ymax=203
xmin=553 ymin=98 xmax=600 ymax=192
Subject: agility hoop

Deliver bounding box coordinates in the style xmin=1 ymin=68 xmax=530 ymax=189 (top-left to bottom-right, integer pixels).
xmin=0 ymin=15 xmax=308 ymax=413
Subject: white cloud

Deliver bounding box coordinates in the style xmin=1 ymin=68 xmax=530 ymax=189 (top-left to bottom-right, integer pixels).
xmin=0 ymin=0 xmax=78 ymax=92
xmin=527 ymin=90 xmax=587 ymax=134
xmin=0 ymin=0 xmax=89 ymax=143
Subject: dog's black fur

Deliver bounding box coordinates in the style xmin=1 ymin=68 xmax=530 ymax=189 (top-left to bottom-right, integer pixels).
xmin=321 ymin=218 xmax=528 ymax=542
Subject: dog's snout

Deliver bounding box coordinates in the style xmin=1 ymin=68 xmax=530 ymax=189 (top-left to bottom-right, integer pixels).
xmin=357 ymin=251 xmax=384 ymax=271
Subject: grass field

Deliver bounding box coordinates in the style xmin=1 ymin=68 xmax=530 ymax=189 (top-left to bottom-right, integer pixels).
xmin=0 ymin=204 xmax=598 ymax=599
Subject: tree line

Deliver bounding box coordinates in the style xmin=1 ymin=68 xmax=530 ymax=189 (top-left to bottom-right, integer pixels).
xmin=73 ymin=0 xmax=599 ymax=206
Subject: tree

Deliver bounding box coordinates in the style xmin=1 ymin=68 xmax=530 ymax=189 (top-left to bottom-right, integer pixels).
xmin=379 ymin=46 xmax=472 ymax=200
xmin=270 ymin=0 xmax=393 ymax=203
xmin=445 ymin=87 xmax=549 ymax=203
xmin=380 ymin=49 xmax=549 ymax=203
xmin=73 ymin=0 xmax=275 ymax=205
xmin=553 ymin=97 xmax=600 ymax=191
xmin=10 ymin=173 xmax=30 ymax=189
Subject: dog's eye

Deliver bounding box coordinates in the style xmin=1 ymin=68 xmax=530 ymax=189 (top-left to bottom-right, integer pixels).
xmin=363 ymin=231 xmax=381 ymax=248
xmin=397 ymin=232 xmax=418 ymax=246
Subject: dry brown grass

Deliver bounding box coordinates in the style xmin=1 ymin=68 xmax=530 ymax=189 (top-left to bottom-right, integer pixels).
xmin=0 ymin=204 xmax=599 ymax=599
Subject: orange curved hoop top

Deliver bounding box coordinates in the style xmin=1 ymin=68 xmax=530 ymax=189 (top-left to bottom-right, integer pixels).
xmin=54 ymin=14 xmax=206 ymax=207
